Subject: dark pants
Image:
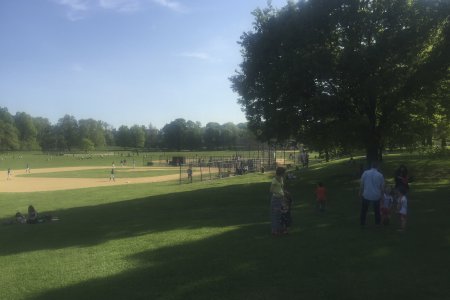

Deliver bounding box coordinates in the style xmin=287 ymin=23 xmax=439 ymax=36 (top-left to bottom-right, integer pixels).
xmin=360 ymin=198 xmax=381 ymax=226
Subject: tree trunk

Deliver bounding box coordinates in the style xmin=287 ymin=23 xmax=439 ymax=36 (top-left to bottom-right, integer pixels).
xmin=366 ymin=97 xmax=382 ymax=166
xmin=366 ymin=126 xmax=383 ymax=166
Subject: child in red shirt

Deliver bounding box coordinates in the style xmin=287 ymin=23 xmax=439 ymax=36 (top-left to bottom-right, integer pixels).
xmin=315 ymin=182 xmax=327 ymax=212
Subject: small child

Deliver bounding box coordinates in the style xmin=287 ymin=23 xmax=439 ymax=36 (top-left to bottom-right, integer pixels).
xmin=315 ymin=182 xmax=327 ymax=212
xmin=280 ymin=191 xmax=293 ymax=234
xmin=381 ymin=185 xmax=393 ymax=225
xmin=396 ymin=186 xmax=408 ymax=231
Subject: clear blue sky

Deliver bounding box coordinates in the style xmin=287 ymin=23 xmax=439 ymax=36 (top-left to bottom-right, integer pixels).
xmin=0 ymin=0 xmax=288 ymax=129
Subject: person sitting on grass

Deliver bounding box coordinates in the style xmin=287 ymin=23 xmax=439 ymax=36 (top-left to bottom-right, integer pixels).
xmin=15 ymin=212 xmax=27 ymax=224
xmin=27 ymin=205 xmax=38 ymax=224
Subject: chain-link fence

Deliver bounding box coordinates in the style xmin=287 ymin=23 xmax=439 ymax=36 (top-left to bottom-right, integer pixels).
xmin=141 ymin=152 xmax=290 ymax=184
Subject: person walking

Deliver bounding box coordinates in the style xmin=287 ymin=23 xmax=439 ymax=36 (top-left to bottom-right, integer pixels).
xmin=359 ymin=161 xmax=384 ymax=227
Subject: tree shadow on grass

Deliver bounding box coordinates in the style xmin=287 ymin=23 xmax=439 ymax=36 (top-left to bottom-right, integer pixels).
xmin=3 ymin=161 xmax=450 ymax=300
xmin=0 ymin=182 xmax=272 ymax=256
xmin=30 ymin=224 xmax=293 ymax=300
xmin=28 ymin=186 xmax=450 ymax=300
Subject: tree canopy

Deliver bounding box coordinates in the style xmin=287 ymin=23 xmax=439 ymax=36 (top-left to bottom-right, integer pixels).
xmin=231 ymin=0 xmax=450 ymax=162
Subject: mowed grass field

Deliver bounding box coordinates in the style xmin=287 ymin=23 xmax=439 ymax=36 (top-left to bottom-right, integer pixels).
xmin=0 ymin=153 xmax=449 ymax=300
xmin=18 ymin=168 xmax=180 ymax=179
xmin=0 ymin=150 xmax=277 ymax=171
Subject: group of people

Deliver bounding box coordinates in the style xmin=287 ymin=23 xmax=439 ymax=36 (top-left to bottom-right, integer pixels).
xmin=10 ymin=205 xmax=57 ymax=225
xmin=5 ymin=205 xmax=40 ymax=225
xmin=359 ymin=162 xmax=410 ymax=231
xmin=269 ymin=161 xmax=411 ymax=236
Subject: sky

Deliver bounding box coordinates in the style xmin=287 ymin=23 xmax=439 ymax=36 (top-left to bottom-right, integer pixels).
xmin=0 ymin=0 xmax=288 ymax=129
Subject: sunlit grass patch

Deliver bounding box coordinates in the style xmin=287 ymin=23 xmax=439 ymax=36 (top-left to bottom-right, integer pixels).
xmin=19 ymin=168 xmax=180 ymax=178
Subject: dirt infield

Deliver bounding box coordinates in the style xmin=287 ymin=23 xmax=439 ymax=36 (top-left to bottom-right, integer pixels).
xmin=0 ymin=166 xmax=191 ymax=193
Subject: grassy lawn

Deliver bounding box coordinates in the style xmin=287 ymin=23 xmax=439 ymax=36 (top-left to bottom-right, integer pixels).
xmin=0 ymin=150 xmax=308 ymax=171
xmin=18 ymin=168 xmax=181 ymax=179
xmin=0 ymin=154 xmax=449 ymax=300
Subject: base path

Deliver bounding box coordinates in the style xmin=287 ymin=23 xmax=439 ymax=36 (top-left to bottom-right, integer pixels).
xmin=0 ymin=166 xmax=202 ymax=193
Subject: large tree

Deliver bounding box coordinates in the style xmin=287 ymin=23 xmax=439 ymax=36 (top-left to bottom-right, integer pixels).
xmin=78 ymin=119 xmax=107 ymax=148
xmin=0 ymin=107 xmax=20 ymax=150
xmin=14 ymin=112 xmax=39 ymax=150
xmin=56 ymin=115 xmax=79 ymax=151
xmin=145 ymin=124 xmax=160 ymax=149
xmin=184 ymin=121 xmax=203 ymax=150
xmin=204 ymin=122 xmax=222 ymax=150
xmin=231 ymin=0 xmax=450 ymax=162
xmin=161 ymin=118 xmax=188 ymax=150
xmin=129 ymin=125 xmax=146 ymax=148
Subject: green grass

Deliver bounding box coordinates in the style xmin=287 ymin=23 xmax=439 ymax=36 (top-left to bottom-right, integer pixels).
xmin=0 ymin=149 xmax=309 ymax=171
xmin=0 ymin=154 xmax=449 ymax=300
xmin=19 ymin=168 xmax=180 ymax=179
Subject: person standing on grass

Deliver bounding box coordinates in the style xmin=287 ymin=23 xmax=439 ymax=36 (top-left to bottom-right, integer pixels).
xmin=110 ymin=168 xmax=115 ymax=182
xmin=394 ymin=164 xmax=411 ymax=194
xmin=187 ymin=166 xmax=193 ymax=183
xmin=7 ymin=168 xmax=12 ymax=180
xmin=270 ymin=167 xmax=286 ymax=236
xmin=315 ymin=182 xmax=327 ymax=212
xmin=280 ymin=190 xmax=293 ymax=234
xmin=26 ymin=163 xmax=30 ymax=173
xmin=359 ymin=161 xmax=384 ymax=227
xmin=381 ymin=185 xmax=393 ymax=225
xmin=396 ymin=186 xmax=408 ymax=231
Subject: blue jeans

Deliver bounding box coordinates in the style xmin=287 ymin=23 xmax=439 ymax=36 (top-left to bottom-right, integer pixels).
xmin=360 ymin=198 xmax=380 ymax=226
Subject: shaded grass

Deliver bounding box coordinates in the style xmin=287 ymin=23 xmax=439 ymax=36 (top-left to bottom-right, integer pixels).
xmin=0 ymin=155 xmax=449 ymax=300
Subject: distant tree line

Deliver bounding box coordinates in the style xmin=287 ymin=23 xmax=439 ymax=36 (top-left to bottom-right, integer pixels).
xmin=0 ymin=107 xmax=260 ymax=152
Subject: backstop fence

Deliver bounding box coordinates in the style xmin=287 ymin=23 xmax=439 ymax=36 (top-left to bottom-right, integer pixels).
xmin=141 ymin=151 xmax=299 ymax=184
